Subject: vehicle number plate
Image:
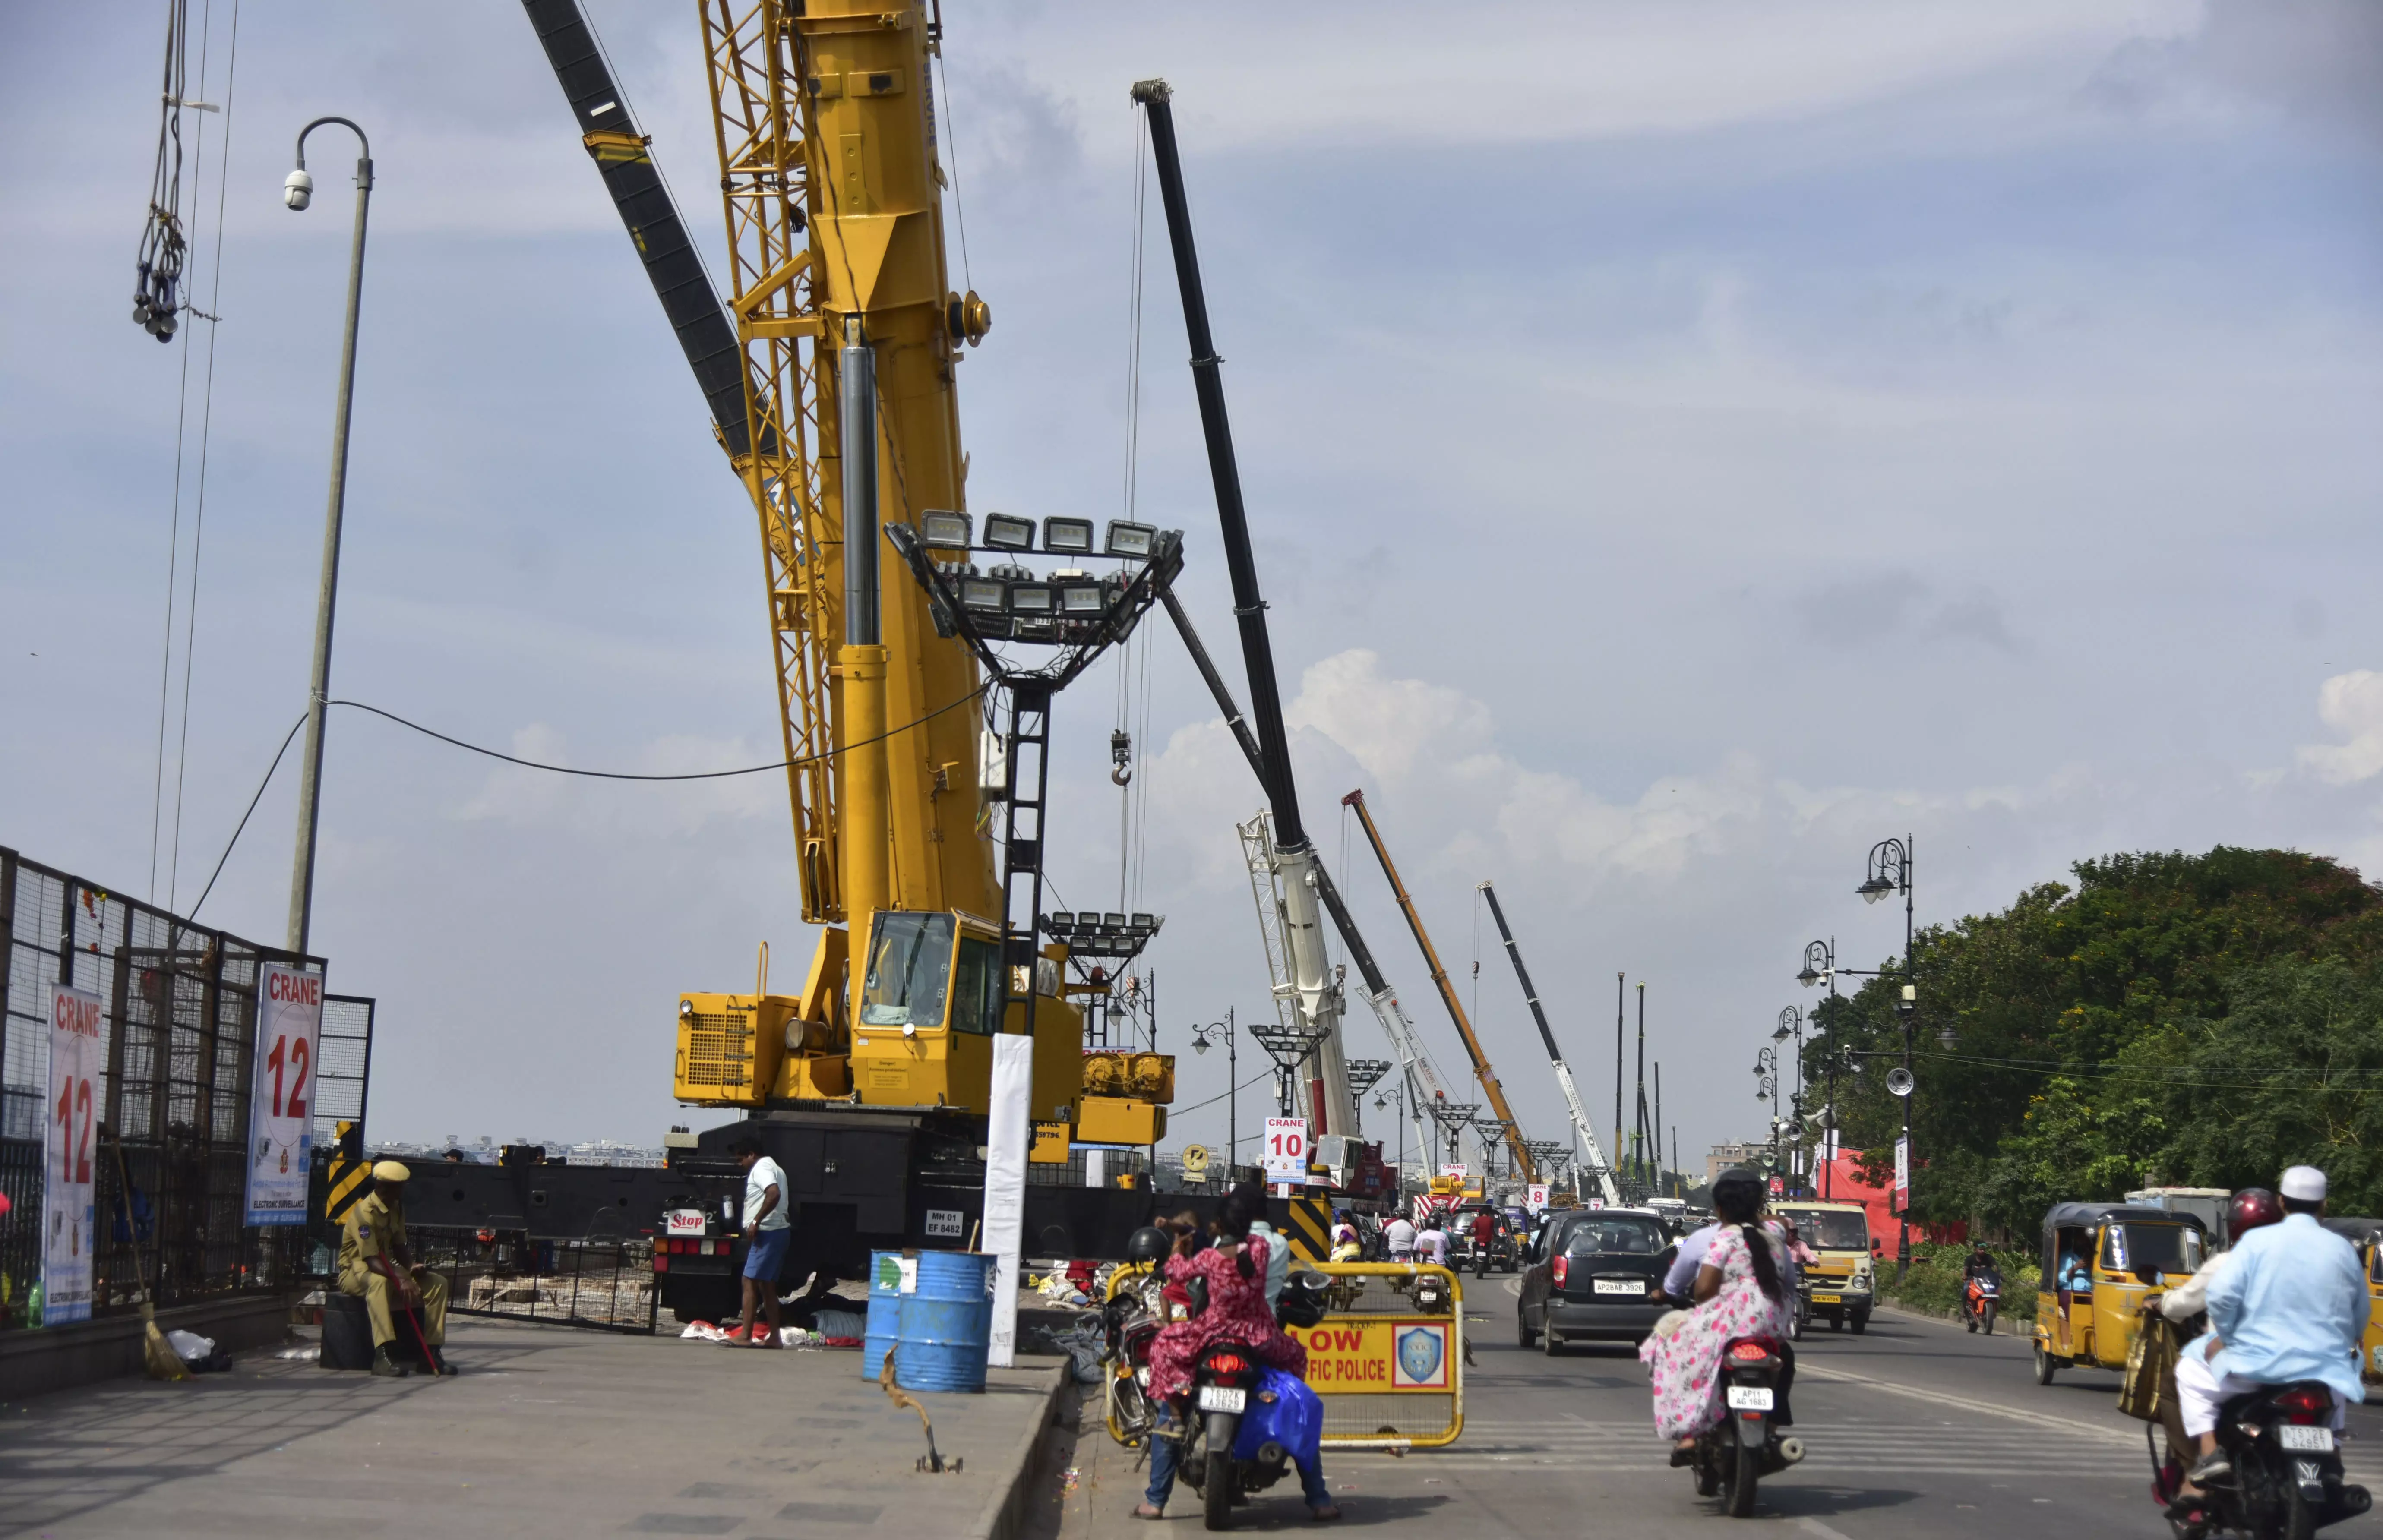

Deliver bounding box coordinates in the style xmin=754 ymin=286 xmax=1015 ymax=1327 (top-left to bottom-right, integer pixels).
xmin=1593 ymin=1278 xmax=1643 ymax=1295
xmin=2278 ymin=1425 xmax=2335 ymax=1452
xmin=1811 ymin=1294 xmax=1842 ymax=1305
xmin=1726 ymin=1385 xmax=1774 ymax=1411
xmin=1197 ymin=1386 xmax=1247 ymax=1414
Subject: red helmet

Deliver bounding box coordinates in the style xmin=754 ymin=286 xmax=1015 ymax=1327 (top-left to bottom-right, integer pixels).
xmin=2230 ymin=1187 xmax=2284 ymax=1239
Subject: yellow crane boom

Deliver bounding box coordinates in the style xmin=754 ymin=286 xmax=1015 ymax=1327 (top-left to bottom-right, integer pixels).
xmin=1342 ymin=789 xmax=1536 ymax=1185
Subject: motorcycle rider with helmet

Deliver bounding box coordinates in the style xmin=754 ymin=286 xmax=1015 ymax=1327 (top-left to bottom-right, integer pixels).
xmin=2176 ymin=1169 xmax=2369 ymax=1494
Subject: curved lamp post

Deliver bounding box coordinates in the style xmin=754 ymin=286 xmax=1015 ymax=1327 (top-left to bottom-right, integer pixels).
xmin=1192 ymin=1010 xmax=1237 ymax=1180
xmin=282 ymin=116 xmax=373 ymax=958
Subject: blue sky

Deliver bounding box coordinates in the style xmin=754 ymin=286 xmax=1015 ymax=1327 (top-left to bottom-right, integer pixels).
xmin=4 ymin=1 xmax=2380 ymax=1169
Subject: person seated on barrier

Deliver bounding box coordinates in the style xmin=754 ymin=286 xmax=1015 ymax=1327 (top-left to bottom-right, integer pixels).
xmin=339 ymin=1160 xmax=451 ymax=1376
xmin=1134 ymin=1187 xmax=1337 ymax=1522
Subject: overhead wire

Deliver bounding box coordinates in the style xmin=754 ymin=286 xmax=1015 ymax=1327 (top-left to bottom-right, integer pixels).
xmin=181 ymin=685 xmax=987 ymax=921
xmin=143 ymin=0 xmax=237 ymax=909
xmin=165 ymin=0 xmax=243 ymax=913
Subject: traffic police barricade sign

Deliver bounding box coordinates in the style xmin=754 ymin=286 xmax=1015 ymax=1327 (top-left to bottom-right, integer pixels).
xmin=1299 ymin=1263 xmax=1465 ymax=1450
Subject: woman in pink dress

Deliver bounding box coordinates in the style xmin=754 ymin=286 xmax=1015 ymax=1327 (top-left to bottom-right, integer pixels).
xmin=1135 ymin=1190 xmax=1334 ymax=1520
xmin=1639 ymin=1173 xmax=1796 ymax=1455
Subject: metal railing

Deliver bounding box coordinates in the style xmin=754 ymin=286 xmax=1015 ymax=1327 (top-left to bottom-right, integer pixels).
xmin=0 ymin=846 xmax=368 ymax=1330
xmin=410 ymin=1224 xmax=657 ymax=1334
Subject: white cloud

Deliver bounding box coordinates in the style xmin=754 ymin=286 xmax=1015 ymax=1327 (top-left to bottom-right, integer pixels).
xmin=2297 ymin=671 xmax=2383 ymax=785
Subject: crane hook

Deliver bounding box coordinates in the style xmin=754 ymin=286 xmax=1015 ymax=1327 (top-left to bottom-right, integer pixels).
xmin=1109 ymin=729 xmax=1133 ymax=786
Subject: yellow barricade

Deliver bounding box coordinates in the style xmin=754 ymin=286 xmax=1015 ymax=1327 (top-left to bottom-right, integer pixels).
xmin=1302 ymin=1263 xmax=1464 ymax=1449
xmin=1102 ymin=1260 xmax=1465 ymax=1451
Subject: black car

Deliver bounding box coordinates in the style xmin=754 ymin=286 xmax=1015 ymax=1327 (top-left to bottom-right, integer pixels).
xmin=1517 ymin=1208 xmax=1672 ymax=1354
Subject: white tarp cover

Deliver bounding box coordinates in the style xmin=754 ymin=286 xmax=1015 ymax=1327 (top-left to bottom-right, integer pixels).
xmin=983 ymin=1035 xmax=1033 ymax=1367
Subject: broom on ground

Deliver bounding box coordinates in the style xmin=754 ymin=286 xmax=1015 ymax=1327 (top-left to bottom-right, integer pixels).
xmin=107 ymin=1126 xmax=190 ymax=1382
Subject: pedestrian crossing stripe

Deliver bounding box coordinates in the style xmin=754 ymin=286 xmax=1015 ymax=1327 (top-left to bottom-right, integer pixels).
xmin=324 ymin=1119 xmax=368 ymax=1222
xmin=1287 ymin=1197 xmax=1332 ymax=1262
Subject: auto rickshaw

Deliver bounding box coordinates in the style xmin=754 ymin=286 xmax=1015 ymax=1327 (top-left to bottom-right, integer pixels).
xmin=1772 ymin=1200 xmax=1875 ymax=1335
xmin=2032 ymin=1201 xmax=2207 ymax=1385
xmin=2322 ymin=1217 xmax=2383 ymax=1385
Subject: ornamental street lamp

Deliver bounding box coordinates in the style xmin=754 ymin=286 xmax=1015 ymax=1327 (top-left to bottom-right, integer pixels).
xmin=1192 ymin=1010 xmax=1237 ymax=1179
xmin=1796 ymin=939 xmax=1840 ymax=1199
xmin=1860 ymin=834 xmax=1917 ymax=1283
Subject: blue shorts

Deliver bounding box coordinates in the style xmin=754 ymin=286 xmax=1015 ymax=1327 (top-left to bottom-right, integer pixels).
xmin=743 ymin=1226 xmax=791 ymax=1281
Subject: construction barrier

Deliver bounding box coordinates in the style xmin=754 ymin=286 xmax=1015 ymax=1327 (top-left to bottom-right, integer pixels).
xmin=1304 ymin=1263 xmax=1464 ymax=1449
xmin=1099 ymin=1258 xmax=1465 ymax=1450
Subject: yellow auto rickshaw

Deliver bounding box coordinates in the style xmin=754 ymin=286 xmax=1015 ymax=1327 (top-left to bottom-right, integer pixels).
xmin=2322 ymin=1217 xmax=2383 ymax=1385
xmin=2033 ymin=1201 xmax=2207 ymax=1385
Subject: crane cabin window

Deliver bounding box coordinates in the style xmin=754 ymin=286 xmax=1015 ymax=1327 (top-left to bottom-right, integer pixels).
xmin=861 ymin=912 xmax=956 ymax=1028
xmin=948 ymin=934 xmax=1004 ymax=1035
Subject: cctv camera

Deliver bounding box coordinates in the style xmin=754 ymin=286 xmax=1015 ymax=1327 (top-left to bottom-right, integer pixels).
xmin=284 ymin=168 xmax=313 ymax=211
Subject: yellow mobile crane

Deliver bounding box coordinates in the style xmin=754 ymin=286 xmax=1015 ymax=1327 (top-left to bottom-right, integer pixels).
xmin=1342 ymin=790 xmax=1536 ymax=1187
xmin=520 ymin=0 xmax=1173 ymax=1301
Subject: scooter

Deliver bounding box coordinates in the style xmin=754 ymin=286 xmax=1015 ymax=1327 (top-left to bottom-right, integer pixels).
xmin=2149 ymin=1382 xmax=2371 ymax=1540
xmin=1685 ymin=1335 xmax=1805 ymax=1519
xmin=1963 ymin=1271 xmax=2001 ymax=1336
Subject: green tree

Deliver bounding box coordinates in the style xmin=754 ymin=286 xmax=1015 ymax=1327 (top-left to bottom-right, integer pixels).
xmin=1825 ymin=848 xmax=2383 ymax=1234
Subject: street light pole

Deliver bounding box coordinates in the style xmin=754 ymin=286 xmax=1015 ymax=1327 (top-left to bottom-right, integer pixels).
xmin=1862 ymin=835 xmax=1916 ymax=1283
xmin=1193 ymin=1011 xmax=1240 ymax=1181
xmin=281 ymin=117 xmax=373 ymax=958
xmin=1797 ymin=938 xmax=1838 ymax=1200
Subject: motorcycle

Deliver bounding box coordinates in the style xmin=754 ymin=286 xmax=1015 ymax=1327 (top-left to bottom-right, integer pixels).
xmin=1964 ymin=1270 xmax=2001 ymax=1336
xmin=2149 ymin=1382 xmax=2371 ymax=1540
xmin=1175 ymin=1271 xmax=1333 ymax=1531
xmin=1685 ymin=1335 xmax=1805 ymax=1519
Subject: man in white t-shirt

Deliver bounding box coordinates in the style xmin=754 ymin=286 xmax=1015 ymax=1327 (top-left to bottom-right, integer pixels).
xmin=1416 ymin=1221 xmax=1450 ymax=1268
xmin=731 ymin=1135 xmax=792 ymax=1347
xmin=1384 ymin=1214 xmax=1417 ymax=1261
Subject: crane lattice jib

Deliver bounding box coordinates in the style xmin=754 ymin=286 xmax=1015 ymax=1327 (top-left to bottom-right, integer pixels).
xmin=1341 ymin=789 xmax=1536 ymax=1185
xmin=699 ymin=0 xmax=997 ymax=925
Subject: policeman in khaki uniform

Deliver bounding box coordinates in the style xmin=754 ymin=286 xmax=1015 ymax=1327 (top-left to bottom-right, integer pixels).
xmin=338 ymin=1160 xmax=452 ymax=1376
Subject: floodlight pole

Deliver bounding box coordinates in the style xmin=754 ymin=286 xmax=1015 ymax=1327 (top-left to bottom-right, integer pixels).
xmin=284 ymin=116 xmax=372 ymax=958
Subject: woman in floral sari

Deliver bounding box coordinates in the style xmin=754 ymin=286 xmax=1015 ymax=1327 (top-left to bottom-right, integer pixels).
xmin=1639 ymin=1170 xmax=1796 ymax=1456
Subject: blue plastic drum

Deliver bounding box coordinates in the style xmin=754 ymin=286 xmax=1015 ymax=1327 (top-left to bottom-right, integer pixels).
xmin=893 ymin=1250 xmax=997 ymax=1392
xmin=863 ymin=1250 xmax=906 ymax=1382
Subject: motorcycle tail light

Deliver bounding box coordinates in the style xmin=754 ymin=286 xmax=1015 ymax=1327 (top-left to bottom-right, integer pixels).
xmin=1207 ymin=1352 xmax=1250 ymax=1378
xmin=1551 ymin=1256 xmax=1568 ymax=1288
xmin=2276 ymin=1385 xmax=2331 ymax=1424
xmin=1729 ymin=1341 xmax=1772 ymax=1363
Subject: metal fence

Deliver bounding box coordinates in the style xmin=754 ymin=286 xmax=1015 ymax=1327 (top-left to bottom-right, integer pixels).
xmin=0 ymin=846 xmax=366 ymax=1330
xmin=411 ymin=1225 xmax=657 ymax=1334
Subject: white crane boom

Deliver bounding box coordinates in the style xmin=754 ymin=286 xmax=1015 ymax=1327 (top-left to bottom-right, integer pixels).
xmin=1478 ymin=881 xmax=1623 ymax=1206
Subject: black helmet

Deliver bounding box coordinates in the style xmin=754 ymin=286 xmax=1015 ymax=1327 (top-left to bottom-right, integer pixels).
xmin=1710 ymin=1167 xmax=1763 ymax=1204
xmin=1126 ymin=1225 xmax=1171 ymax=1265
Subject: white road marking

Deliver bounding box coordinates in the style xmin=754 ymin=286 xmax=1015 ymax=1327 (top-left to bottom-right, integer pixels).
xmin=1800 ymin=1520 xmax=1857 ymax=1540
xmin=1793 ymin=1360 xmax=2140 ymax=1444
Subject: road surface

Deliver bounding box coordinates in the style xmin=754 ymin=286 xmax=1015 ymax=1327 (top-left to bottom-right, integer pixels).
xmin=1030 ymin=1283 xmax=2383 ymax=1537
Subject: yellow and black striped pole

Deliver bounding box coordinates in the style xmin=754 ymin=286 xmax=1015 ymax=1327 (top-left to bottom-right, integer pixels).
xmin=322 ymin=1118 xmax=369 ymax=1222
xmin=1286 ymin=1196 xmax=1333 ymax=1262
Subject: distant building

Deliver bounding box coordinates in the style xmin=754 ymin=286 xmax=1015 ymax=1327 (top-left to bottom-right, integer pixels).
xmin=1707 ymin=1142 xmax=1766 ymax=1185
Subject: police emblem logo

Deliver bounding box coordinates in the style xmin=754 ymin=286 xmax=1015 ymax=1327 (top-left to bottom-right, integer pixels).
xmin=1394 ymin=1324 xmax=1446 ymax=1387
